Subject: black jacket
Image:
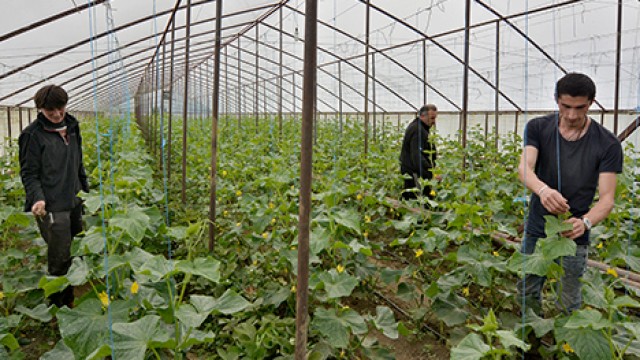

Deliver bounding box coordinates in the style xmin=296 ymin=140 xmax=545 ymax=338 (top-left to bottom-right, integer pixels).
xmin=19 ymin=112 xmax=89 ymax=212
xmin=399 ymin=118 xmax=437 ymax=177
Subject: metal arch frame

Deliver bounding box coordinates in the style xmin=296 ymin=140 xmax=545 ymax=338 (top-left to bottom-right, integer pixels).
xmin=358 ymin=0 xmax=523 ymax=112
xmin=4 ymin=3 xmax=278 ymax=107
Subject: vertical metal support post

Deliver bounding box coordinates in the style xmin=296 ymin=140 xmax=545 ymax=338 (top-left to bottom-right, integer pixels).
xmin=279 ymin=6 xmax=284 ymax=135
xmin=363 ymin=0 xmax=370 ymax=155
xmin=160 ymin=36 xmax=166 ymax=173
xmin=237 ymin=39 xmax=242 ymax=127
xmin=494 ymin=21 xmax=500 ymax=148
xmin=293 ymin=73 xmax=296 ymax=121
xmin=181 ymin=0 xmax=191 ymax=204
xmin=613 ymin=0 xmax=622 ymax=134
xmin=225 ymin=46 xmax=229 ymax=121
xmin=423 ymin=39 xmax=427 ymax=105
xmin=28 ymin=107 xmax=32 ymax=124
xmin=397 ymin=113 xmax=401 ymax=131
xmin=168 ymin=16 xmax=175 ymax=182
xmin=338 ymin=61 xmax=343 ymax=134
xmin=372 ymin=53 xmax=376 ymax=142
xmin=255 ymin=25 xmax=259 ymax=130
xmin=295 ymin=0 xmax=317 ymax=357
xmin=514 ymin=111 xmax=519 ymax=134
xmin=209 ymin=0 xmax=223 ymax=251
xmin=484 ymin=112 xmax=489 ymax=140
xmin=18 ymin=107 xmax=23 ymax=131
xmin=461 ymin=0 xmax=470 ymax=155
xmin=7 ymin=107 xmax=12 ymax=140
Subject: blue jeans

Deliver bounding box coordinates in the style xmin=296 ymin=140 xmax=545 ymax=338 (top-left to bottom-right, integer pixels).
xmin=516 ymin=235 xmax=588 ymax=314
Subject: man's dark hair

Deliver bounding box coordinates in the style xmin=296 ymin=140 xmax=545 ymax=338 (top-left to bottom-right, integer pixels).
xmin=34 ymin=85 xmax=68 ymax=110
xmin=554 ymin=73 xmax=596 ymax=101
xmin=419 ymin=104 xmax=438 ymax=116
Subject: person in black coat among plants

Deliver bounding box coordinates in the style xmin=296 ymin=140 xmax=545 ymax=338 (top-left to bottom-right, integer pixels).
xmin=19 ymin=84 xmax=89 ymax=308
xmin=399 ymin=104 xmax=441 ymax=201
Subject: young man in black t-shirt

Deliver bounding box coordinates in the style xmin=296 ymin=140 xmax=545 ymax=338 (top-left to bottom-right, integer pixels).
xmin=517 ymin=73 xmax=623 ymax=315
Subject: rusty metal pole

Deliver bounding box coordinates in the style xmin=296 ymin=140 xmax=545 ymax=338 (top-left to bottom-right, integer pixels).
xmin=279 ymin=6 xmax=283 ymax=136
xmin=168 ymin=16 xmax=175 ymax=182
xmin=461 ymin=0 xmax=470 ymax=155
xmin=613 ymin=0 xmax=622 ymax=134
xmin=494 ymin=21 xmax=499 ymax=148
xmin=28 ymin=107 xmax=32 ymax=124
xmin=209 ymin=0 xmax=223 ymax=251
xmin=372 ymin=52 xmax=376 ymax=143
xmin=181 ymin=0 xmax=191 ymax=204
xmin=295 ymin=0 xmax=317 ymax=357
xmin=423 ymin=39 xmax=427 ymax=105
xmin=363 ymin=0 xmax=370 ymax=155
xmin=338 ymin=61 xmax=343 ymax=134
xmin=225 ymin=46 xmax=229 ymax=121
xmin=18 ymin=107 xmax=23 ymax=131
xmin=7 ymin=107 xmax=12 ymax=140
xmin=293 ymin=73 xmax=296 ymax=121
xmin=237 ymin=38 xmax=242 ymax=127
xmin=514 ymin=111 xmax=519 ymax=134
xmin=255 ymin=24 xmax=259 ymax=130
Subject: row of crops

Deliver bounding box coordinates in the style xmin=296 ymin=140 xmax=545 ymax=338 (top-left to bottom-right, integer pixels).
xmin=0 ymin=114 xmax=639 ymax=359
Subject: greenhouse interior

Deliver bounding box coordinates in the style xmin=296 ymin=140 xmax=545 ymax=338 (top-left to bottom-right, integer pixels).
xmin=1 ymin=1 xmax=639 ymax=359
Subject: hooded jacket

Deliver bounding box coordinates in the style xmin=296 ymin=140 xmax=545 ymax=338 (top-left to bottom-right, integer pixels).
xmin=399 ymin=117 xmax=437 ymax=177
xmin=19 ymin=112 xmax=89 ymax=213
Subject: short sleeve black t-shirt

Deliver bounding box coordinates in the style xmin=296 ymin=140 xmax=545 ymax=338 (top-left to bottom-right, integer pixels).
xmin=524 ymin=113 xmax=623 ymax=244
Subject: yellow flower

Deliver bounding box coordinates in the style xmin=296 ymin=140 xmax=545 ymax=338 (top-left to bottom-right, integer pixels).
xmin=596 ymin=242 xmax=603 ymax=249
xmin=364 ymin=215 xmax=371 ymax=223
xmin=236 ymin=190 xmax=242 ymax=197
xmin=223 ymin=210 xmax=229 ymax=216
xmin=414 ymin=249 xmax=424 ymax=258
xmin=262 ymin=232 xmax=269 ymax=239
xmin=271 ymin=218 xmax=276 ymax=224
xmin=363 ymin=231 xmax=369 ymax=238
xmin=492 ymin=251 xmax=500 ymax=257
xmin=291 ymin=285 xmax=296 ymax=293
xmin=562 ymin=342 xmax=575 ymax=353
xmin=390 ymin=208 xmax=394 ymax=213
xmin=269 ymin=202 xmax=275 ymax=209
xmin=253 ymin=259 xmax=258 ymax=266
xmin=236 ymin=222 xmax=241 ymax=227
xmin=0 ymin=291 xmax=4 ymax=300
xmin=130 ymin=281 xmax=139 ymax=295
xmin=98 ymin=291 xmax=110 ymax=307
xmin=430 ymin=190 xmax=436 ymax=197
xmin=290 ymin=185 xmax=295 ymax=190
xmin=222 ymin=170 xmax=228 ymax=177
xmin=356 ymin=194 xmax=363 ymax=201
xmin=462 ymin=287 xmax=470 ymax=297
xmin=606 ymin=268 xmax=619 ymax=278
xmin=336 ymin=264 xmax=345 ymax=273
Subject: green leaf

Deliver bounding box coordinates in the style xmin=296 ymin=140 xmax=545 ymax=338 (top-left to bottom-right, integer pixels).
xmin=349 ymin=239 xmax=372 ymax=256
xmin=178 ymin=328 xmax=215 ymax=349
xmin=450 ymin=333 xmax=491 ymax=360
xmin=317 ymin=270 xmax=359 ymax=299
xmin=517 ymin=308 xmax=555 ymax=338
xmin=15 ymin=303 xmax=54 ymax=322
xmin=0 ymin=333 xmax=19 ymax=352
xmin=312 ymin=307 xmax=366 ymax=348
xmin=137 ymin=255 xmax=174 ymax=282
xmin=110 ymin=207 xmax=150 ymax=242
xmin=111 ymin=315 xmax=174 ymax=360
xmin=496 ymin=330 xmax=530 ymax=351
xmin=310 ymin=227 xmax=331 ymax=255
xmin=372 ymin=306 xmax=398 ymax=339
xmin=211 ymin=289 xmax=251 ymax=315
xmin=543 ymin=215 xmax=573 ymax=237
xmin=539 ymin=237 xmax=577 ymax=260
xmin=431 ymin=292 xmax=469 ymax=326
xmin=612 ymin=295 xmax=640 ymax=309
xmin=175 ymin=257 xmax=221 ymax=283
xmin=564 ymin=309 xmax=610 ymax=330
xmin=57 ymin=299 xmax=129 ymax=359
xmin=39 ymin=275 xmax=70 ymax=298
xmin=66 ymin=257 xmax=90 ymax=286
xmin=175 ymin=304 xmax=208 ymax=329
xmin=40 ymin=341 xmax=76 ymax=360
xmin=332 ymin=209 xmax=361 ymax=235
xmin=555 ymin=321 xmax=611 ymax=360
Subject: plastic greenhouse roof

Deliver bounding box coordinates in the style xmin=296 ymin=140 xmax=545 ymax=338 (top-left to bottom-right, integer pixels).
xmin=1 ymin=0 xmax=640 ymax=113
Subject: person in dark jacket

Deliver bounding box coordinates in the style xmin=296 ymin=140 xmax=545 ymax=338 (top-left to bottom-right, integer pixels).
xmin=19 ymin=85 xmax=89 ymax=308
xmin=400 ymin=104 xmax=440 ymax=201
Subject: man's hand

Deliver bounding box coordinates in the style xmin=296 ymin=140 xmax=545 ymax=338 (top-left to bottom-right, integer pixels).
xmin=539 ymin=188 xmax=570 ymax=215
xmin=561 ymin=217 xmax=587 ymax=240
xmin=32 ymin=200 xmax=46 ymax=217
